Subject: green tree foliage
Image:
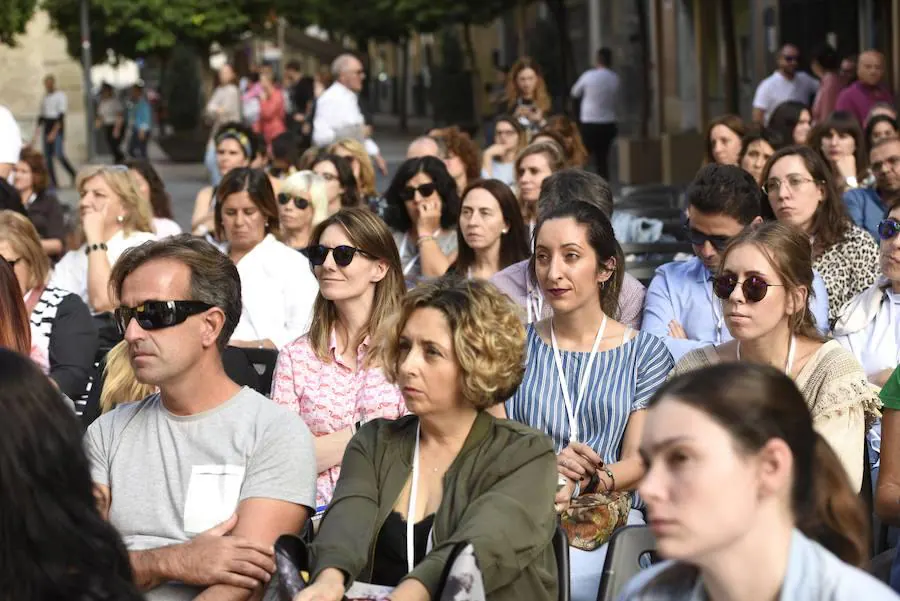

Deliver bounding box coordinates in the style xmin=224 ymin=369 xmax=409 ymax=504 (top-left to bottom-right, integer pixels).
xmin=43 ymin=0 xmax=275 ymax=61
xmin=0 ymin=0 xmax=38 ymax=46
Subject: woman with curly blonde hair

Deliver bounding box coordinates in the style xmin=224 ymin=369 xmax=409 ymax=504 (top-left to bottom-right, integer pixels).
xmin=505 ymin=57 xmax=552 ymax=134
xmin=296 ymin=276 xmax=559 ymax=601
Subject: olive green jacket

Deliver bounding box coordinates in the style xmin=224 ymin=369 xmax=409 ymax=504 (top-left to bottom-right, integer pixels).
xmin=309 ymin=411 xmax=559 ymax=600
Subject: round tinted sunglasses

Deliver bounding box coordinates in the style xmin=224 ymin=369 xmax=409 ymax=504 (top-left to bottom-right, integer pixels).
xmin=878 ymin=218 xmax=900 ymax=241
xmin=399 ymin=183 xmax=437 ymax=202
xmin=114 ymin=300 xmax=213 ymax=335
xmin=712 ymin=274 xmax=783 ymax=303
xmin=306 ymin=244 xmax=375 ymax=267
xmin=277 ymin=193 xmax=310 ymax=210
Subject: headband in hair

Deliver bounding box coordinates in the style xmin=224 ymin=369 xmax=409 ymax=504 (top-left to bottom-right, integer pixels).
xmin=215 ymin=129 xmax=253 ymax=158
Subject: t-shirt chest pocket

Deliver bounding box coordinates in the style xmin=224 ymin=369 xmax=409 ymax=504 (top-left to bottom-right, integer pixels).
xmin=183 ymin=464 xmax=246 ymax=534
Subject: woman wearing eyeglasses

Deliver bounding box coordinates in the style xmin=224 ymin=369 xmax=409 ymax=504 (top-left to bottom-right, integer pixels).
xmin=482 ymin=116 xmax=527 ymax=187
xmin=191 ymin=122 xmax=256 ymax=237
xmin=834 ymin=205 xmax=900 ymax=387
xmin=671 ymin=222 xmax=880 ymax=491
xmin=215 ymin=168 xmax=318 ymax=350
xmin=384 ymin=156 xmax=460 ymax=288
xmin=277 ymin=170 xmax=330 ymax=254
xmin=272 ymin=208 xmax=407 ymax=510
xmin=761 ymin=145 xmax=880 ymax=325
xmin=311 ymin=153 xmax=361 ymax=215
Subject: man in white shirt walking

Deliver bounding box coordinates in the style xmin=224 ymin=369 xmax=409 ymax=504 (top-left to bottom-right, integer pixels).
xmin=571 ymin=48 xmax=620 ymax=180
xmin=752 ymin=44 xmax=819 ymax=124
xmin=33 ymin=75 xmax=77 ymax=189
xmin=313 ymin=54 xmax=382 ymax=164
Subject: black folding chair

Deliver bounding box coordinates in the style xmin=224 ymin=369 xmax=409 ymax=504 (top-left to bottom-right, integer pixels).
xmin=553 ymin=524 xmax=571 ymax=601
xmin=596 ymin=525 xmax=657 ymax=601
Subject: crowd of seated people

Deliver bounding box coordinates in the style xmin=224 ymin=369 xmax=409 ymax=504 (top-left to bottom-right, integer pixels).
xmin=6 ymin=63 xmax=900 ymax=601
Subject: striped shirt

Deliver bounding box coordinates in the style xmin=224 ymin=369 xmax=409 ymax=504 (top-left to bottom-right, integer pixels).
xmin=507 ymin=325 xmax=673 ymax=462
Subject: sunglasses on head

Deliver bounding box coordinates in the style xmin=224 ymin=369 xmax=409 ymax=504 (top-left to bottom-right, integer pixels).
xmin=277 ymin=193 xmax=310 ymax=210
xmin=684 ymin=226 xmax=733 ymax=251
xmin=712 ymin=274 xmax=783 ymax=303
xmin=114 ymin=301 xmax=214 ymax=335
xmin=879 ymin=218 xmax=900 ymax=241
xmin=399 ymin=183 xmax=437 ymax=202
xmin=306 ymin=244 xmax=374 ymax=267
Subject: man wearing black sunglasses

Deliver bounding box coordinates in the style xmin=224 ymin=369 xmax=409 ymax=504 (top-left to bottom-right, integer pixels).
xmin=643 ymin=165 xmax=830 ymax=361
xmin=752 ymin=44 xmax=820 ymax=124
xmin=85 ymin=235 xmax=316 ymax=599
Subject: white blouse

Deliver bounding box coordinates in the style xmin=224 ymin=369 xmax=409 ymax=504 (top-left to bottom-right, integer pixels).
xmin=229 ymin=234 xmax=318 ymax=349
xmin=152 ymin=217 xmax=183 ymax=238
xmin=49 ymin=230 xmax=157 ymax=313
xmin=835 ymin=281 xmax=900 ymax=377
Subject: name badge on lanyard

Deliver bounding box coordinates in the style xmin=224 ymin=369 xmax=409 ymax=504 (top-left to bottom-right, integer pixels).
xmin=550 ymin=315 xmax=607 ymax=444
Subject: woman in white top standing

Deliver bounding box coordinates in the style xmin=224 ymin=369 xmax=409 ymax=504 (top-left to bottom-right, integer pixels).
xmin=50 ymin=165 xmax=155 ymax=315
xmin=203 ymin=64 xmax=242 ymax=186
xmin=216 ymin=167 xmax=318 ymax=350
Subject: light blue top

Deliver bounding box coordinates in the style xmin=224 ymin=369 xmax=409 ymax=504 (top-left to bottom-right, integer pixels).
xmin=507 ymin=326 xmax=673 ymax=461
xmin=128 ymin=98 xmax=152 ymax=133
xmin=642 ymin=257 xmax=832 ymax=362
xmin=481 ymin=161 xmax=516 ymax=187
xmin=843 ymin=187 xmax=887 ymax=239
xmin=617 ymin=529 xmax=899 ymax=600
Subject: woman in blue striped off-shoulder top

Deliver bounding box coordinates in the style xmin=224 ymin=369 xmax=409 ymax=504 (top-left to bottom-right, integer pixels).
xmin=502 ymin=201 xmax=674 ymax=601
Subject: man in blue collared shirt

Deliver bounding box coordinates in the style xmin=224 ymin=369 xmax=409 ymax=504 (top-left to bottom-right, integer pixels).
xmin=844 ymin=137 xmax=900 ymax=238
xmin=643 ymin=164 xmax=831 ymax=361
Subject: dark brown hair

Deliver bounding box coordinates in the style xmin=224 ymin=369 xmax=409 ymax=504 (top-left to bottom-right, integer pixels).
xmin=125 ymin=159 xmax=175 ymax=220
xmin=807 ymin=110 xmax=867 ymax=179
xmin=455 ymin=179 xmax=531 ymax=274
xmin=214 ymin=168 xmax=280 ymax=241
xmin=649 ymin=364 xmax=867 ymax=567
xmin=759 ymin=145 xmax=851 ymax=257
xmin=704 ymin=114 xmax=747 ymax=165
xmin=530 ymin=201 xmax=624 ymax=319
xmin=18 ymin=147 xmax=49 ymax=195
xmin=0 ymin=258 xmax=30 ymax=355
xmin=718 ymin=221 xmax=825 ymax=341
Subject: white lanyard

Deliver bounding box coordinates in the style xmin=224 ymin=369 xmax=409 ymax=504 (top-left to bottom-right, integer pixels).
xmin=407 ymin=425 xmax=422 ymax=573
xmin=737 ymin=335 xmax=796 ymax=375
xmin=400 ymin=229 xmax=440 ymax=276
xmin=526 ymin=282 xmax=544 ymax=325
xmin=550 ymin=315 xmax=607 ymax=444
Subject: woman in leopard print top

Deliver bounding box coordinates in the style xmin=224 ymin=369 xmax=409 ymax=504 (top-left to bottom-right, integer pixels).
xmin=761 ymin=145 xmax=880 ymax=326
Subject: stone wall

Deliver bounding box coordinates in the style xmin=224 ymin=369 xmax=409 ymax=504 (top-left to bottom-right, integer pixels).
xmin=0 ymin=10 xmax=88 ymax=176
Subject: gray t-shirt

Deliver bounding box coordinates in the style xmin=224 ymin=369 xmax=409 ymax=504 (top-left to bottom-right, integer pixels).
xmin=392 ymin=228 xmax=458 ymax=289
xmin=85 ymin=386 xmax=316 ymax=601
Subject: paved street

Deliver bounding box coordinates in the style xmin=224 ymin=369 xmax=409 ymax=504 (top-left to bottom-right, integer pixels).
xmin=57 ymin=114 xmax=426 ymax=231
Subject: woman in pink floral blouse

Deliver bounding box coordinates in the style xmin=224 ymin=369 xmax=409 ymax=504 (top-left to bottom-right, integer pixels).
xmin=271 ymin=208 xmax=407 ymax=508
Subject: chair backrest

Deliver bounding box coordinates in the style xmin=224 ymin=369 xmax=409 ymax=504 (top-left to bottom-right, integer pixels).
xmin=553 ymin=524 xmax=570 ymax=601
xmin=241 ymin=347 xmax=281 ymax=396
xmin=596 ymin=525 xmax=656 ymax=601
